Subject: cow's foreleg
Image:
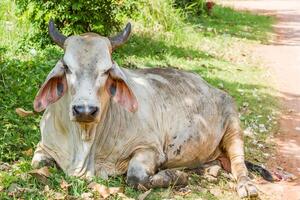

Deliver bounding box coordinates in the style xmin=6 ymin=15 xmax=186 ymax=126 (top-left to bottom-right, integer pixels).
xmin=126 ymin=149 xmax=188 ymax=189
xmin=222 ymin=119 xmax=258 ymax=198
xmin=31 ymin=142 xmax=56 ymax=169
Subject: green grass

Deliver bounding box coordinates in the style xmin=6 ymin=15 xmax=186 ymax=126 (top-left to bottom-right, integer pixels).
xmin=0 ymin=1 xmax=277 ymax=199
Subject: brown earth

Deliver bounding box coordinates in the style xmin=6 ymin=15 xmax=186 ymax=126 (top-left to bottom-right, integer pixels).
xmin=218 ymin=1 xmax=300 ymax=199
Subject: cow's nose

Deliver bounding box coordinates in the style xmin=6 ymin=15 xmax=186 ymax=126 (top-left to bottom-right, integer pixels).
xmin=72 ymin=105 xmax=99 ymax=122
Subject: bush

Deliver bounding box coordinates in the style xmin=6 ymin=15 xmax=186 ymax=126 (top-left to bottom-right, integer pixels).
xmin=174 ymin=0 xmax=206 ymax=15
xmin=15 ymin=0 xmax=138 ymax=47
xmin=136 ymin=0 xmax=184 ymax=32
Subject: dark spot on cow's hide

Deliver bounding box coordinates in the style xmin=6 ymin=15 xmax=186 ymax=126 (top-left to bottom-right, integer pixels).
xmin=173 ymin=136 xmax=177 ymax=139
xmin=38 ymin=101 xmax=42 ymax=108
xmin=57 ymin=83 xmax=64 ymax=96
xmin=187 ymin=135 xmax=193 ymax=142
xmin=110 ymin=85 xmax=116 ymax=96
xmin=168 ymin=143 xmax=175 ymax=148
xmin=174 ymin=145 xmax=182 ymax=156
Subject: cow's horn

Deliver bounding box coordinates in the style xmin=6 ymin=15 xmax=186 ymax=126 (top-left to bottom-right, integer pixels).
xmin=109 ymin=23 xmax=131 ymax=51
xmin=48 ymin=19 xmax=67 ymax=48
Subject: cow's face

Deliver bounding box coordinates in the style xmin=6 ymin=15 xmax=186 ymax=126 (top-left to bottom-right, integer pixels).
xmin=63 ymin=35 xmax=112 ymax=123
xmin=33 ymin=21 xmax=137 ymax=124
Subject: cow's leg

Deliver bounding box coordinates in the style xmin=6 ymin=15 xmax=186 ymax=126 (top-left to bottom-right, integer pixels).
xmin=222 ymin=118 xmax=258 ymax=198
xmin=149 ymin=169 xmax=188 ymax=188
xmin=127 ymin=149 xmax=188 ymax=189
xmin=31 ymin=142 xmax=56 ymax=168
xmin=126 ymin=149 xmax=158 ymax=187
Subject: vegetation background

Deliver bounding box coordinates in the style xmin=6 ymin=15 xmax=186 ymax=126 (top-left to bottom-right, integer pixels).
xmin=0 ymin=0 xmax=278 ymax=199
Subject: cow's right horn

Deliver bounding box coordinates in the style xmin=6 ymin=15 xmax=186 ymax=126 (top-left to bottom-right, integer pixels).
xmin=109 ymin=23 xmax=131 ymax=51
xmin=48 ymin=19 xmax=67 ymax=48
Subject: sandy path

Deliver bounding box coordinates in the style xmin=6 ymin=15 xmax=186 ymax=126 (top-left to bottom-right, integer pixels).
xmin=218 ymin=1 xmax=300 ymax=199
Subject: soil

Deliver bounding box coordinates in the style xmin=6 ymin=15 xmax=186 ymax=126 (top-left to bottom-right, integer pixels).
xmin=218 ymin=1 xmax=300 ymax=199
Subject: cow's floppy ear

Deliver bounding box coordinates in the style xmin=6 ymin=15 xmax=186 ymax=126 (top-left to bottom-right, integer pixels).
xmin=33 ymin=60 xmax=68 ymax=112
xmin=105 ymin=63 xmax=138 ymax=112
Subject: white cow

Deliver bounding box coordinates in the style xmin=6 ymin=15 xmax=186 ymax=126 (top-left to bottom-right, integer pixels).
xmin=32 ymin=20 xmax=260 ymax=198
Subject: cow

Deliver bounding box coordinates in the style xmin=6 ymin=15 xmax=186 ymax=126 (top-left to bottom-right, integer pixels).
xmin=31 ymin=20 xmax=260 ymax=198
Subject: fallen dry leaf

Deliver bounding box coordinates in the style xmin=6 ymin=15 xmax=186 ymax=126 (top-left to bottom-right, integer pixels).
xmin=53 ymin=192 xmax=65 ymax=200
xmin=138 ymin=189 xmax=152 ymax=200
xmin=88 ymin=182 xmax=122 ymax=199
xmin=28 ymin=166 xmax=50 ymax=184
xmin=174 ymin=186 xmax=191 ymax=196
xmin=109 ymin=187 xmax=123 ymax=194
xmin=209 ymin=188 xmax=222 ymax=196
xmin=22 ymin=148 xmax=33 ymax=156
xmin=60 ymin=179 xmax=71 ymax=191
xmin=81 ymin=192 xmax=93 ymax=200
xmin=88 ymin=182 xmax=110 ymax=199
xmin=7 ymin=183 xmax=31 ymax=197
xmin=16 ymin=108 xmax=34 ymax=117
xmin=44 ymin=185 xmax=50 ymax=193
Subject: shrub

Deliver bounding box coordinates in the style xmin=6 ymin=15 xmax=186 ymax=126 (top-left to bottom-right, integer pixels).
xmin=174 ymin=0 xmax=206 ymax=15
xmin=15 ymin=0 xmax=138 ymax=47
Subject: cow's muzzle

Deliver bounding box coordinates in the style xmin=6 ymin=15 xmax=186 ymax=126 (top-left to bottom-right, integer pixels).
xmin=72 ymin=105 xmax=99 ymax=123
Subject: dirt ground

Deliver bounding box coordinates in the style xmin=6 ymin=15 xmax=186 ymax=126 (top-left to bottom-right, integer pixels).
xmin=218 ymin=1 xmax=300 ymax=199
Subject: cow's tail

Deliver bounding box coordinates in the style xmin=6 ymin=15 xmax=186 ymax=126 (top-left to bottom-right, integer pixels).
xmin=245 ymin=160 xmax=274 ymax=182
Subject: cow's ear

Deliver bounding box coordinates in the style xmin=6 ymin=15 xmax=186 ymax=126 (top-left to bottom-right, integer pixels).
xmin=105 ymin=63 xmax=138 ymax=112
xmin=33 ymin=60 xmax=68 ymax=112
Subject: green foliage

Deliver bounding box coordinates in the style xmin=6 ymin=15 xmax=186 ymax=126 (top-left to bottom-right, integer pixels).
xmin=136 ymin=0 xmax=184 ymax=32
xmin=0 ymin=0 xmax=31 ymax=49
xmin=15 ymin=0 xmax=138 ymax=47
xmin=174 ymin=0 xmax=206 ymax=15
xmin=0 ymin=47 xmax=61 ymax=162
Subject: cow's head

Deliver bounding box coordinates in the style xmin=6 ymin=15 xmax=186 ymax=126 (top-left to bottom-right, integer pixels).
xmin=34 ymin=20 xmax=138 ymax=124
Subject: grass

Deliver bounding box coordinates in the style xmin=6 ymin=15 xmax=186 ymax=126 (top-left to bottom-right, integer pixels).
xmin=0 ymin=1 xmax=277 ymax=199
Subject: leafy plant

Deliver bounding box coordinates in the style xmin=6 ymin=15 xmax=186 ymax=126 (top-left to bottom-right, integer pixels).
xmin=174 ymin=0 xmax=206 ymax=15
xmin=15 ymin=0 xmax=138 ymax=47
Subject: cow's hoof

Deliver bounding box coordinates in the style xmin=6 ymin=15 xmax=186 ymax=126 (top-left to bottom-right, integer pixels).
xmin=236 ymin=176 xmax=258 ymax=198
xmin=31 ymin=153 xmax=55 ymax=169
xmin=126 ymin=165 xmax=149 ymax=188
xmin=150 ymin=169 xmax=188 ymax=188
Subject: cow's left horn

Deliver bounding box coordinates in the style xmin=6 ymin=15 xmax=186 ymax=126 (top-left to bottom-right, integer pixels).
xmin=109 ymin=23 xmax=131 ymax=51
xmin=48 ymin=19 xmax=67 ymax=48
